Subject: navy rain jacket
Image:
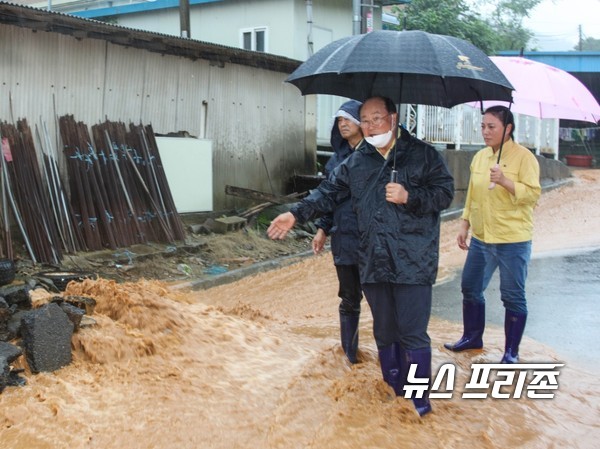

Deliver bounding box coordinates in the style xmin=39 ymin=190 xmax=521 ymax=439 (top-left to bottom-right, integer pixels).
xmin=315 ymin=104 xmax=361 ymax=266
xmin=292 ymin=127 xmax=454 ymax=285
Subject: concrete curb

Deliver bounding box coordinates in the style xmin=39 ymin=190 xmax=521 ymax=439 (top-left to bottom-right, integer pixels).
xmin=169 ymin=249 xmax=315 ymax=291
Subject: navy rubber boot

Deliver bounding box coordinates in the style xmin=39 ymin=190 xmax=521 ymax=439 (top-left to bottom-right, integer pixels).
xmin=501 ymin=310 xmax=527 ymax=363
xmin=395 ymin=344 xmax=409 ymax=389
xmin=340 ymin=314 xmax=360 ymax=364
xmin=378 ymin=343 xmax=404 ymax=396
xmin=444 ymin=301 xmax=485 ymax=352
xmin=405 ymin=347 xmax=433 ymax=417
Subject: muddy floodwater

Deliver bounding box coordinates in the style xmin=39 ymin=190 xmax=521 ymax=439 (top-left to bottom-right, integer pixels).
xmin=1 ymin=267 xmax=598 ymax=449
xmin=1 ymin=170 xmax=599 ymax=448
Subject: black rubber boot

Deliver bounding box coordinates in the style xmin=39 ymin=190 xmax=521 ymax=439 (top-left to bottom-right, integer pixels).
xmin=405 ymin=347 xmax=433 ymax=417
xmin=340 ymin=314 xmax=359 ymax=364
xmin=501 ymin=310 xmax=527 ymax=363
xmin=444 ymin=301 xmax=485 ymax=352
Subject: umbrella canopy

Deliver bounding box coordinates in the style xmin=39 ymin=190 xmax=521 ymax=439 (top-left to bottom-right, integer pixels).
xmin=473 ymin=56 xmax=600 ymax=123
xmin=286 ymin=30 xmax=514 ymax=108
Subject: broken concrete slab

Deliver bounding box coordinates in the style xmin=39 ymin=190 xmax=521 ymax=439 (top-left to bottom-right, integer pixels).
xmin=0 ymin=341 xmax=22 ymax=364
xmin=7 ymin=310 xmax=28 ymax=341
xmin=0 ymin=342 xmax=25 ymax=392
xmin=0 ymin=284 xmax=32 ymax=309
xmin=188 ymin=223 xmax=212 ymax=234
xmin=57 ymin=302 xmax=85 ymax=331
xmin=0 ymin=298 xmax=10 ymax=341
xmin=213 ymin=216 xmax=247 ymax=234
xmin=56 ymin=295 xmax=97 ymax=316
xmin=21 ymin=303 xmax=74 ymax=373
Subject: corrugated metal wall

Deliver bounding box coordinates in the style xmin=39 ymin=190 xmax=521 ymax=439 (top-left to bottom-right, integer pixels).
xmin=0 ymin=23 xmax=313 ymax=212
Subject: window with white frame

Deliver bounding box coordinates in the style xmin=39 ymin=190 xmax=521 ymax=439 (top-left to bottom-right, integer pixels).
xmin=240 ymin=27 xmax=268 ymax=52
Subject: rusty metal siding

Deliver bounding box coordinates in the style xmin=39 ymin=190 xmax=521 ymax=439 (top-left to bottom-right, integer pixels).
xmin=0 ymin=27 xmax=66 ymax=131
xmin=139 ymin=55 xmax=180 ymax=127
xmin=0 ymin=21 xmax=314 ymax=212
xmin=53 ymin=34 xmax=106 ymax=126
xmin=103 ymin=45 xmax=147 ymax=124
xmin=204 ymin=63 xmax=310 ymax=209
xmin=173 ymin=58 xmax=211 ymax=135
xmin=1 ymin=28 xmax=105 ymax=145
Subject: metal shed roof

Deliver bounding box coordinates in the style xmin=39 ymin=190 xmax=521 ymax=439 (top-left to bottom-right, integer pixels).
xmin=0 ymin=1 xmax=301 ymax=73
xmin=497 ymin=50 xmax=600 ymax=73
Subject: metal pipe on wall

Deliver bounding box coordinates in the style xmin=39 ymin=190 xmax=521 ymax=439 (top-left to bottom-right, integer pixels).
xmin=306 ymin=0 xmax=314 ymax=56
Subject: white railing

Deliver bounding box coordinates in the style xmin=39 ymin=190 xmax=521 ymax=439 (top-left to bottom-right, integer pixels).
xmin=320 ymin=102 xmax=560 ymax=158
xmin=412 ymin=105 xmax=559 ymax=158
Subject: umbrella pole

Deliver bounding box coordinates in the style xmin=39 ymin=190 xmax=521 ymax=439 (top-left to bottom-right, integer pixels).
xmin=488 ymin=103 xmax=513 ymax=190
xmin=390 ymin=102 xmax=400 ymax=183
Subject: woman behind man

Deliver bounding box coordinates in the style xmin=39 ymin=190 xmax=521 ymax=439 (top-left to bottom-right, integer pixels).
xmin=445 ymin=105 xmax=541 ymax=363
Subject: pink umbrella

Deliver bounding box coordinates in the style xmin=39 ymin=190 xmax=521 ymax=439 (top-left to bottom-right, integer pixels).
xmin=473 ymin=56 xmax=600 ymax=123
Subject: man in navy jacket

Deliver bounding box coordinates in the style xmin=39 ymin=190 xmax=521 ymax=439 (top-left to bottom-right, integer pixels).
xmin=268 ymin=96 xmax=454 ymax=417
xmin=312 ymin=100 xmax=363 ymax=364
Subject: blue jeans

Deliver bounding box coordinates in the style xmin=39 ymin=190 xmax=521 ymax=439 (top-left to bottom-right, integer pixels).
xmin=461 ymin=237 xmax=531 ymax=314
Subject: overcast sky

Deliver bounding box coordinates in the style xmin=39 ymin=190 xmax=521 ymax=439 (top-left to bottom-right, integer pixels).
xmin=524 ymin=0 xmax=600 ymax=51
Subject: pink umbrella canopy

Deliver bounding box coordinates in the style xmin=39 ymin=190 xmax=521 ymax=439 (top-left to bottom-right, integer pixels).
xmin=472 ymin=56 xmax=600 ymax=123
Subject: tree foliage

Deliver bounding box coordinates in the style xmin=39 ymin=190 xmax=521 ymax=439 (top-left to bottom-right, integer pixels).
xmin=486 ymin=0 xmax=540 ymax=51
xmin=390 ymin=0 xmax=542 ymax=54
xmin=575 ymin=37 xmax=600 ymax=51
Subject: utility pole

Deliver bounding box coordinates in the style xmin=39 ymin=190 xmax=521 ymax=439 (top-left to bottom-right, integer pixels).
xmin=578 ymin=25 xmax=583 ymax=51
xmin=180 ymin=0 xmax=191 ymax=38
xmin=352 ymin=0 xmax=361 ymax=35
xmin=400 ymin=0 xmax=411 ymax=30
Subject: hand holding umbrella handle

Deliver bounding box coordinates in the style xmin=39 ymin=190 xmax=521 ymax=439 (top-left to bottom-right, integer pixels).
xmin=488 ymin=164 xmax=499 ymax=190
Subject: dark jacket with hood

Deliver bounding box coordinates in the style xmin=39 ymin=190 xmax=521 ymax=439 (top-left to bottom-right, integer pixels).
xmin=291 ymin=126 xmax=454 ymax=285
xmin=315 ymin=101 xmax=361 ymax=266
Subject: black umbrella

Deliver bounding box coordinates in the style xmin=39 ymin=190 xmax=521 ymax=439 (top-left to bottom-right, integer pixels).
xmin=286 ymin=30 xmax=513 ymax=107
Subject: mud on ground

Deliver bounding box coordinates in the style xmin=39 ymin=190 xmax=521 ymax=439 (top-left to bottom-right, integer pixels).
xmin=14 ymin=223 xmax=314 ymax=286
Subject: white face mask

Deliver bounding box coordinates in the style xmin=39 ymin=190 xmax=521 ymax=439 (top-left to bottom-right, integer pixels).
xmin=365 ymin=130 xmax=392 ymax=148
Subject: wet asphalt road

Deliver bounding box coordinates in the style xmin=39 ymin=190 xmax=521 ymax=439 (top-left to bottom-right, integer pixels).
xmin=432 ymin=247 xmax=600 ymax=373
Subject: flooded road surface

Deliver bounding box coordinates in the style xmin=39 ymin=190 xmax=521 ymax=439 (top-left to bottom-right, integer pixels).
xmin=433 ymin=247 xmax=600 ymax=373
xmin=1 ymin=255 xmax=599 ymax=449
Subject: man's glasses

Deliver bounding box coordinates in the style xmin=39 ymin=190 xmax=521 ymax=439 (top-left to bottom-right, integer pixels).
xmin=360 ymin=114 xmax=390 ymax=128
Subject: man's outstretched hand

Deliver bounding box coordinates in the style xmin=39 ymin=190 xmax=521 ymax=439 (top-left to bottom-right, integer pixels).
xmin=267 ymin=212 xmax=296 ymax=240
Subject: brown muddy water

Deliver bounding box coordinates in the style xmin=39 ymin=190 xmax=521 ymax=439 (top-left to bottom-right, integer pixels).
xmin=1 ymin=253 xmax=598 ymax=449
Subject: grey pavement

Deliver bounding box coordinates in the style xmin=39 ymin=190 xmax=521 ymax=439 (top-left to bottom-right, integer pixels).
xmin=432 ymin=247 xmax=600 ymax=373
